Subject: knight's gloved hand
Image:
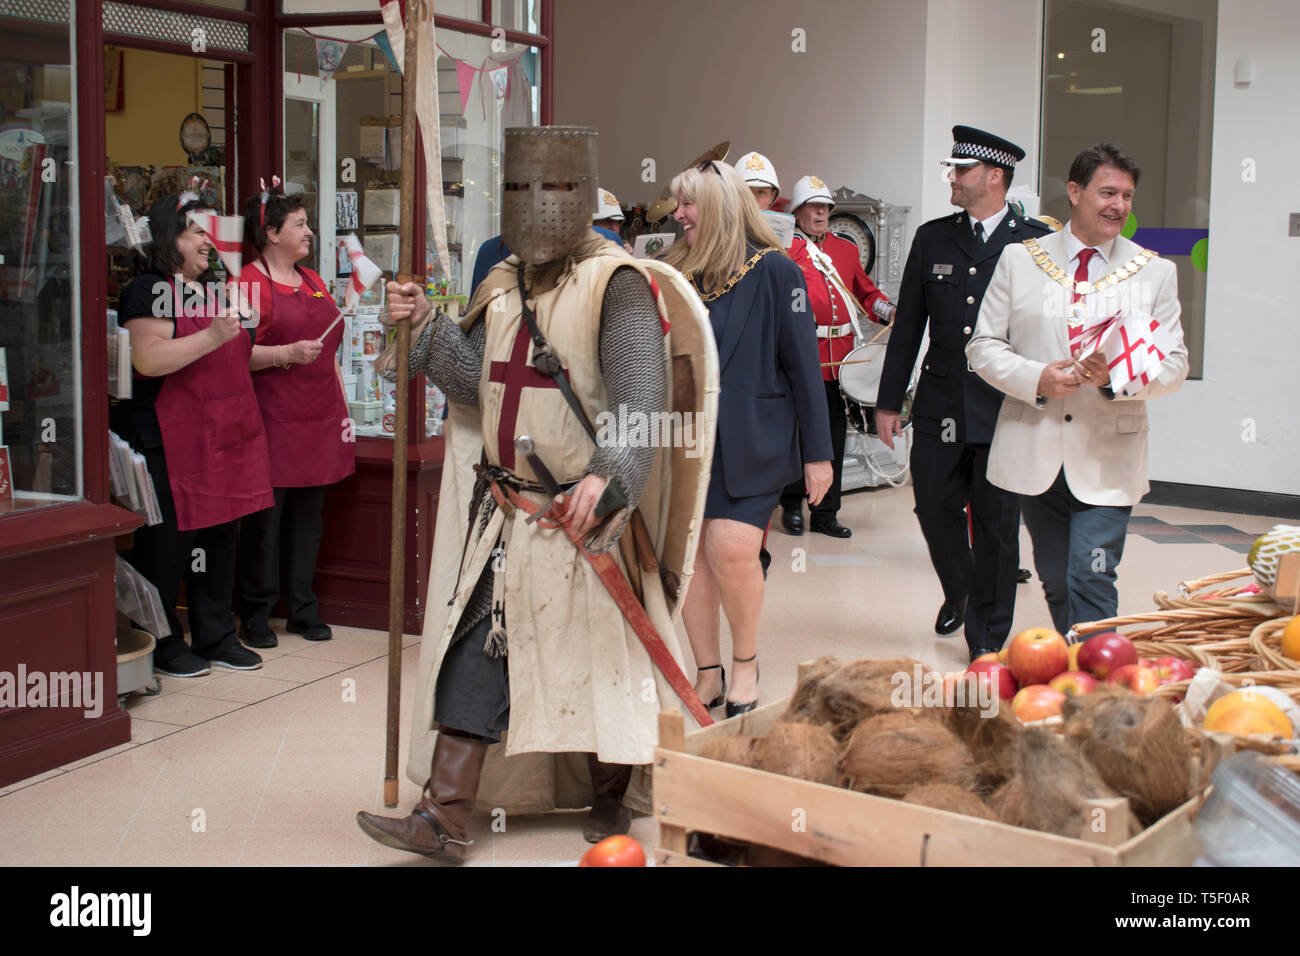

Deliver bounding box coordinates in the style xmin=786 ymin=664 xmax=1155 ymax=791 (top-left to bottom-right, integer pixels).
xmin=561 ymin=473 xmax=608 ymax=540
xmin=382 ymin=281 xmax=432 ymax=330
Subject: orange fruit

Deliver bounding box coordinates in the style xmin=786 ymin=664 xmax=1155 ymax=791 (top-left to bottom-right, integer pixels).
xmin=578 ymin=834 xmax=646 ymax=867
xmin=1204 ymin=690 xmax=1294 ymax=738
xmin=1281 ymin=618 xmax=1300 ymax=662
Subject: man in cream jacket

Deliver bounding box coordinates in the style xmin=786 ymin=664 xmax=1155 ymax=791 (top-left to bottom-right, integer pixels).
xmin=966 ymin=143 xmax=1188 ymax=634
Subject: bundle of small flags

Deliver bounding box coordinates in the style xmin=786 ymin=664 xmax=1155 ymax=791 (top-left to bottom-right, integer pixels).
xmin=1086 ymin=311 xmax=1181 ymax=395
xmin=186 ymin=209 xmax=245 ymax=280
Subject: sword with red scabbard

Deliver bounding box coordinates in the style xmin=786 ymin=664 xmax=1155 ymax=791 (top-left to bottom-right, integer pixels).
xmin=503 ymin=436 xmax=715 ymax=727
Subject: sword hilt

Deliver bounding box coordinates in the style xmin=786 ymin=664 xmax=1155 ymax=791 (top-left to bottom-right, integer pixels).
xmin=514 ymin=436 xmax=567 ymax=526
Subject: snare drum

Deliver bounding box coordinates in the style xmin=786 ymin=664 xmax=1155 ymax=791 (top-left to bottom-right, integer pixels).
xmin=838 ymin=341 xmax=914 ymax=436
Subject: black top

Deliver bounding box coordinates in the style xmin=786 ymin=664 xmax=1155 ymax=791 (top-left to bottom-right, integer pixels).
xmin=115 ymin=272 xmax=254 ymax=411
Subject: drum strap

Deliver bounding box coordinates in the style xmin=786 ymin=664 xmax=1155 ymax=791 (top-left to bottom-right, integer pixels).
xmin=802 ymin=237 xmax=867 ymax=340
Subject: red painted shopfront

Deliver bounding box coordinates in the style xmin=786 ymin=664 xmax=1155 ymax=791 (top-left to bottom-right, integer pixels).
xmin=0 ymin=0 xmax=553 ymax=787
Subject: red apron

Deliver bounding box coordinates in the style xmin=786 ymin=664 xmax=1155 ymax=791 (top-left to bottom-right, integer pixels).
xmin=155 ymin=280 xmax=275 ymax=531
xmin=249 ymin=266 xmax=355 ymax=488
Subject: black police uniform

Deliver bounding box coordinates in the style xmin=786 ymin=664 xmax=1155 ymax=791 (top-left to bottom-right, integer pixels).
xmin=877 ymin=208 xmax=1052 ymax=656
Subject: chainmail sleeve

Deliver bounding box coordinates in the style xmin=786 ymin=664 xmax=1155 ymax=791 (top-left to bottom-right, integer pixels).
xmin=583 ymin=265 xmax=667 ymax=552
xmin=394 ymin=313 xmax=485 ymax=407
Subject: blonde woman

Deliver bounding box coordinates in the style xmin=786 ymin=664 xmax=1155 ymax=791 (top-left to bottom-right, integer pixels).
xmin=664 ymin=162 xmax=833 ymax=715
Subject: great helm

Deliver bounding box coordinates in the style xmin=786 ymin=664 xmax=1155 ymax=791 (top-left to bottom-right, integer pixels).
xmin=501 ymin=126 xmax=598 ymax=265
xmin=733 ymin=151 xmax=780 ymax=192
xmin=790 ymin=174 xmax=834 ymax=212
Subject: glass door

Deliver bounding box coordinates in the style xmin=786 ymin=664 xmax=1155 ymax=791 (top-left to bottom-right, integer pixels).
xmin=283 ymin=72 xmax=336 ymax=285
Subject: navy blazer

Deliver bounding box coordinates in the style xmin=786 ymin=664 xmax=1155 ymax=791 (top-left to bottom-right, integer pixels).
xmin=711 ymin=250 xmax=833 ymax=498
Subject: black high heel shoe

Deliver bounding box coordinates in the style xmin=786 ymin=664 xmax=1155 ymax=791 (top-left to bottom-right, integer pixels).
xmin=696 ymin=663 xmax=726 ymax=710
xmin=725 ymin=654 xmax=759 ymax=719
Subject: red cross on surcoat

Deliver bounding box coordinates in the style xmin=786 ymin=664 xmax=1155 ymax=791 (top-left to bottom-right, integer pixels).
xmin=487 ymin=323 xmax=566 ymax=470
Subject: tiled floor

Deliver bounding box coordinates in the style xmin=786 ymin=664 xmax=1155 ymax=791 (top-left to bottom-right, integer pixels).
xmin=0 ymin=484 xmax=1283 ymax=866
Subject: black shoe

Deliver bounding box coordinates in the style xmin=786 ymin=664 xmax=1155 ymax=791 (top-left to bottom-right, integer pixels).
xmin=781 ymin=509 xmax=804 ymax=536
xmin=935 ymin=597 xmax=967 ymax=636
xmin=696 ymin=664 xmax=726 ymax=710
xmin=1017 ymin=568 xmax=1032 ymax=584
xmin=286 ymin=619 xmax=333 ymax=641
xmin=153 ymin=651 xmax=211 ymax=678
xmin=724 ymin=655 xmax=758 ymax=718
xmin=968 ymin=645 xmax=1001 ymax=663
xmin=206 ymin=645 xmax=263 ymax=671
xmin=809 ymin=518 xmax=851 ymax=538
xmin=239 ymin=622 xmax=278 ymax=649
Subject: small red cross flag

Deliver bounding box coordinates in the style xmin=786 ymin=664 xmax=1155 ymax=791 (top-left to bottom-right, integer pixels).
xmin=186 ymin=211 xmax=244 ymax=280
xmin=340 ymin=233 xmax=383 ymax=311
xmin=1095 ymin=312 xmax=1149 ymax=395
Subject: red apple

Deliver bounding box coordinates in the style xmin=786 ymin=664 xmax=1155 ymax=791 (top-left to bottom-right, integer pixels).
xmin=1012 ymin=684 xmax=1067 ymax=722
xmin=965 ymin=659 xmax=1018 ymax=701
xmin=1005 ymin=627 xmax=1070 ymax=686
xmin=1049 ymin=670 xmax=1099 ymax=697
xmin=1153 ymin=656 xmax=1196 ymax=684
xmin=1076 ymin=631 xmax=1139 ymax=679
xmin=1107 ymin=663 xmax=1161 ymax=695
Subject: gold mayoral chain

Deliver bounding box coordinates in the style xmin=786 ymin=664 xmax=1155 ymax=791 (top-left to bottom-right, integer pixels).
xmin=686 ymin=247 xmax=778 ymax=303
xmin=1021 ymin=236 xmax=1158 ymax=328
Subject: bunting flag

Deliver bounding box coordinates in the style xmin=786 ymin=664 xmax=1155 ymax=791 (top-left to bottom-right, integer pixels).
xmin=316 ymin=38 xmax=347 ymax=78
xmin=186 ymin=211 xmax=244 ymax=280
xmin=340 ymin=234 xmax=383 ymax=311
xmin=378 ymin=0 xmax=452 ymax=280
xmin=1093 ymin=311 xmax=1177 ymax=395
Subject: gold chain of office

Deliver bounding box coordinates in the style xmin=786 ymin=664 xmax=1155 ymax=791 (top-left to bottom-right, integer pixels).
xmin=1022 ymin=237 xmax=1158 ymax=296
xmin=686 ymin=247 xmax=779 ymax=302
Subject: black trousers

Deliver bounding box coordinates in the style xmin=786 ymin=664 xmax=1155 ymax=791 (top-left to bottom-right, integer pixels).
xmin=119 ymin=436 xmax=242 ymax=666
xmin=434 ymin=613 xmax=511 ymax=742
xmin=780 ymin=379 xmax=847 ymax=519
xmin=237 ymin=485 xmax=328 ymax=631
xmin=910 ymin=431 xmax=1021 ymax=653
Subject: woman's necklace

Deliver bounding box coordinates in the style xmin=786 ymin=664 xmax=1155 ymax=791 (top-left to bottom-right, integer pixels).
xmin=686 ymin=247 xmax=777 ymax=303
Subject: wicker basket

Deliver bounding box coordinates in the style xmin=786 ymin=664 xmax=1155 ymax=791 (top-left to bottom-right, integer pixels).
xmin=1131 ymin=640 xmax=1217 ymax=669
xmin=1250 ymin=617 xmax=1300 ymax=672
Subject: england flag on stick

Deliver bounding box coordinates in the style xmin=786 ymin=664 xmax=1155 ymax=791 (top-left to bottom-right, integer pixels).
xmin=340 ymin=234 xmax=383 ymax=311
xmin=1095 ymin=312 xmax=1172 ymax=395
xmin=186 ymin=211 xmax=244 ymax=280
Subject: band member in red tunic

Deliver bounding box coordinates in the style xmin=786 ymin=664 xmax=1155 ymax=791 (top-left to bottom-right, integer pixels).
xmin=110 ymin=193 xmax=273 ymax=677
xmin=781 ymin=175 xmax=895 ymax=538
xmin=236 ymin=188 xmax=355 ymax=647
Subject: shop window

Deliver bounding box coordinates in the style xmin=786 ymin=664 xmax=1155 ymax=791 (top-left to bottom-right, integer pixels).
xmin=492 ymin=0 xmax=539 ymax=34
xmin=1041 ymin=0 xmax=1215 ymax=378
xmin=282 ymin=24 xmax=539 ymax=438
xmin=0 ymin=22 xmax=81 ymax=513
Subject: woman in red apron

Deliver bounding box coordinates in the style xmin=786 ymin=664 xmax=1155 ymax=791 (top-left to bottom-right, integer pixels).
xmin=110 ymin=193 xmax=274 ymax=678
xmin=235 ymin=187 xmax=355 ymax=646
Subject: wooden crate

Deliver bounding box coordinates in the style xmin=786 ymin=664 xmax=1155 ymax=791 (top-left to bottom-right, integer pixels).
xmin=654 ymin=701 xmax=1202 ymax=867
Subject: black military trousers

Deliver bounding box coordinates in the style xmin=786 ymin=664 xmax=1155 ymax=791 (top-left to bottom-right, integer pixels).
xmin=237 ymin=485 xmax=329 ymax=632
xmin=780 ymin=379 xmax=848 ymax=519
xmin=434 ymin=613 xmax=511 ymax=743
xmin=910 ymin=431 xmax=1020 ymax=653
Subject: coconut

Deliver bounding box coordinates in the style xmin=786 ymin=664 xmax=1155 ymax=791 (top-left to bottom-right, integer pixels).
xmin=945 ymin=700 xmax=1024 ymax=793
xmin=992 ymin=727 xmax=1137 ymax=839
xmin=780 ymin=655 xmax=842 ymax=724
xmin=838 ymin=711 xmax=977 ymax=797
xmin=903 ymin=783 xmax=998 ymax=822
xmin=750 ymin=722 xmax=839 ymax=785
xmin=699 ymin=735 xmax=756 ymax=768
xmin=812 ymin=657 xmax=934 ymax=740
xmin=1063 ymin=687 xmax=1194 ymax=825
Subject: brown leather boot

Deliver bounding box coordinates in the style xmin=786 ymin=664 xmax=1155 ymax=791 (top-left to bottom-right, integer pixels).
xmin=356 ymin=731 xmax=488 ymax=863
xmin=583 ymin=754 xmax=633 ymax=843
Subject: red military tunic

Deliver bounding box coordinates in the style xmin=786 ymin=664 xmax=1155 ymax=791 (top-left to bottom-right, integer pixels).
xmin=789 ymin=232 xmax=890 ymax=381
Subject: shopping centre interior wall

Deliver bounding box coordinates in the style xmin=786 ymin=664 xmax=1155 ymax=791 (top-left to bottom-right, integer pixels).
xmin=554 ymin=0 xmax=1298 ymax=498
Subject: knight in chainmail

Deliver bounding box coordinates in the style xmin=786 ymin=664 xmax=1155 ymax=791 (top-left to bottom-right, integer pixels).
xmin=357 ymin=126 xmax=689 ymax=864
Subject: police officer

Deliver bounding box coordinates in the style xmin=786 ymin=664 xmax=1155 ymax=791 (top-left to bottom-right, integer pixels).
xmin=876 ymin=126 xmax=1051 ymax=659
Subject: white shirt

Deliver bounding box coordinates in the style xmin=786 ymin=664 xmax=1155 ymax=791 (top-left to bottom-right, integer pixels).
xmin=1064 ymin=221 xmax=1115 ymax=283
xmin=971 ymin=204 xmax=1010 ymax=241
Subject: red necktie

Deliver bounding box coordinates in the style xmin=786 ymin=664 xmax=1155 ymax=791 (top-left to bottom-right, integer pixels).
xmin=1069 ymin=247 xmax=1097 ymax=357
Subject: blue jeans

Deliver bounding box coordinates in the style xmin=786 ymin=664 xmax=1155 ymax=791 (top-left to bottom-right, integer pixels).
xmin=1020 ymin=470 xmax=1131 ymax=635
